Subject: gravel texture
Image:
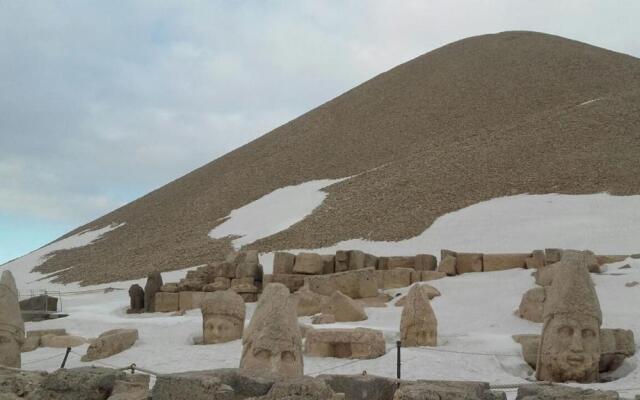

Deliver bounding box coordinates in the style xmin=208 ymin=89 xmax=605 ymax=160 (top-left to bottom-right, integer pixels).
xmin=31 ymin=31 xmax=640 ymax=285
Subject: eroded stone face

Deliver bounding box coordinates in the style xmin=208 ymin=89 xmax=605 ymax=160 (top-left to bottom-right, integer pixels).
xmin=201 ymin=290 xmax=245 ymax=345
xmin=538 ymin=315 xmax=600 ymax=383
xmin=204 ymin=315 xmax=243 ymax=344
xmin=0 ymin=271 xmax=24 ymax=368
xmin=240 ymin=283 xmax=303 ymax=376
xmin=241 ymin=336 xmax=301 ymax=377
xmin=0 ymin=332 xmax=21 ymax=368
xmin=536 ymin=262 xmax=602 ymax=383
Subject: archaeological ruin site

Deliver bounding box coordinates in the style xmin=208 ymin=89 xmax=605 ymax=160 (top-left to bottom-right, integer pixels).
xmin=2 ymin=30 xmax=640 ymax=399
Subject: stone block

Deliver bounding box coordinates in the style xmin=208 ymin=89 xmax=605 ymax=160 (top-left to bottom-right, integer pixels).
xmin=364 ymin=253 xmax=378 ymax=269
xmin=348 ymin=250 xmax=366 ymax=270
xmin=386 ymin=256 xmax=415 ymax=270
xmin=455 ymin=253 xmax=483 ymax=274
xmin=305 ymin=268 xmax=378 ymax=299
xmin=179 ymin=291 xmax=206 ymax=311
xmin=378 ymin=268 xmax=414 ymax=289
xmin=203 ymin=277 xmax=231 ymax=292
xmin=155 ymin=292 xmax=180 ymax=313
xmin=420 ymin=271 xmax=447 ymax=281
xmin=292 ymin=253 xmax=324 ymax=275
xmin=82 ymin=329 xmax=138 ymax=362
xmin=483 ymin=253 xmax=530 ymax=272
xmin=160 ymin=283 xmax=179 ymax=293
xmin=231 ymin=278 xmax=259 ymax=293
xmin=415 ymin=254 xmax=437 ymax=271
xmin=335 ymin=251 xmax=349 ymax=272
xmin=267 ymin=274 xmax=306 ymax=293
xmin=518 ymin=287 xmax=546 ymax=323
xmin=321 ymin=255 xmax=335 ymax=274
xmin=305 ymin=328 xmax=385 ymax=359
xmin=437 ymin=255 xmax=457 ymax=276
xmin=273 ymin=252 xmax=296 ymax=275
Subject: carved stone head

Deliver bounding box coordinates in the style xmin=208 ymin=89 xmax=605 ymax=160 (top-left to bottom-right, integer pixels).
xmin=400 ymin=284 xmax=437 ymax=347
xmin=201 ymin=290 xmax=245 ymax=344
xmin=536 ymin=262 xmax=602 ymax=383
xmin=0 ymin=271 xmax=25 ymax=368
xmin=240 ymin=283 xmax=303 ymax=377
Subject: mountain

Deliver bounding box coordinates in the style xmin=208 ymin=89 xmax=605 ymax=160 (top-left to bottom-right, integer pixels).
xmin=26 ymin=31 xmax=640 ymax=285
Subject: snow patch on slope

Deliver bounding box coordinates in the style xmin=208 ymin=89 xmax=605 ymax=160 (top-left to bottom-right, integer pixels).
xmin=209 ymin=178 xmax=347 ymax=248
xmin=0 ymin=223 xmax=125 ymax=290
xmin=260 ymin=193 xmax=640 ymax=273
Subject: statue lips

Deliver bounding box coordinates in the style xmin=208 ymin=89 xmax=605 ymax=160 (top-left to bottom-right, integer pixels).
xmin=567 ymin=353 xmax=585 ymax=366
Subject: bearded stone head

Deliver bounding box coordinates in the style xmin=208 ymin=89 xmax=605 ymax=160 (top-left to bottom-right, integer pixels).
xmin=536 ymin=262 xmax=602 ymax=383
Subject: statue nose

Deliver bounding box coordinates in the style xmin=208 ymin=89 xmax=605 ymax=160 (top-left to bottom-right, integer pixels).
xmin=570 ymin=332 xmax=584 ymax=351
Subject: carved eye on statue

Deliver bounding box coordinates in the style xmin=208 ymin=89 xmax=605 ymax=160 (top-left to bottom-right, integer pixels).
xmin=582 ymin=329 xmax=596 ymax=338
xmin=255 ymin=349 xmax=271 ymax=360
xmin=558 ymin=326 xmax=574 ymax=337
xmin=281 ymin=351 xmax=295 ymax=362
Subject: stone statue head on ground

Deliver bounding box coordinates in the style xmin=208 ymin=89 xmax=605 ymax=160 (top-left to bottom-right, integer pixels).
xmin=0 ymin=270 xmax=25 ymax=368
xmin=536 ymin=262 xmax=602 ymax=383
xmin=400 ymin=284 xmax=438 ymax=347
xmin=201 ymin=290 xmax=245 ymax=344
xmin=240 ymin=283 xmax=303 ymax=377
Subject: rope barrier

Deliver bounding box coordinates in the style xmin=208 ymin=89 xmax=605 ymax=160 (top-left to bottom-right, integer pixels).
xmin=410 ymin=346 xmax=521 ymax=357
xmin=22 ymin=351 xmax=70 ymax=366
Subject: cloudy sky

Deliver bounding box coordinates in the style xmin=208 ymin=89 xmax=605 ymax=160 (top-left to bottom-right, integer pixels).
xmin=1 ymin=1 xmax=639 ymax=264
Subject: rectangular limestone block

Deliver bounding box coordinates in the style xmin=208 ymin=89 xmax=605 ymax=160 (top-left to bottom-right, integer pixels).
xmin=292 ymin=253 xmax=324 ymax=275
xmin=305 ymin=268 xmax=378 ymax=299
xmin=380 ymin=268 xmax=413 ymax=289
xmin=321 ymin=255 xmax=335 ymax=274
xmin=386 ymin=256 xmax=415 ymax=270
xmin=273 ymin=252 xmax=296 ymax=275
xmin=420 ymin=271 xmax=447 ymax=281
xmin=348 ymin=250 xmax=366 ymax=270
xmin=376 ymin=257 xmax=389 ymax=270
xmin=179 ymin=291 xmax=206 ymax=311
xmin=335 ymin=251 xmax=349 ymax=272
xmin=267 ymin=274 xmax=306 ymax=293
xmin=455 ymin=253 xmax=483 ymax=274
xmin=155 ymin=292 xmax=180 ymax=313
xmin=415 ymin=254 xmax=437 ymax=271
xmin=374 ymin=270 xmax=385 ymax=289
xmin=483 ymin=253 xmax=530 ymax=272
xmin=364 ymin=253 xmax=378 ymax=269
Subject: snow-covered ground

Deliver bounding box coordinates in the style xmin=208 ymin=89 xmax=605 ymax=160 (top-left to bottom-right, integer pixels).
xmin=2 ymin=182 xmax=640 ymax=398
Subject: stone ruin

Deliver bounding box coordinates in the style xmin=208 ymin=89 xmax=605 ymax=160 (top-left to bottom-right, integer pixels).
xmin=514 ymin=328 xmax=635 ymax=376
xmin=305 ymin=327 xmax=386 ymax=360
xmin=131 ymin=250 xmax=264 ymax=314
xmin=0 ymin=270 xmax=25 ymax=368
xmin=144 ymin=271 xmax=163 ymax=313
xmin=536 ymin=260 xmax=603 ymax=383
xmin=201 ymin=290 xmax=245 ymax=344
xmin=127 ymin=283 xmax=144 ymax=314
xmin=399 ymin=284 xmax=438 ymax=347
xmin=3 ymin=365 xmax=636 ymax=399
xmin=240 ymin=283 xmax=303 ymax=377
xmin=82 ymin=328 xmax=139 ymax=362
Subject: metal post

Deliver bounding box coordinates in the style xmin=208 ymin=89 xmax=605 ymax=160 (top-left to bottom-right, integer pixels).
xmin=396 ymin=340 xmax=401 ymax=382
xmin=60 ymin=347 xmax=71 ymax=368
